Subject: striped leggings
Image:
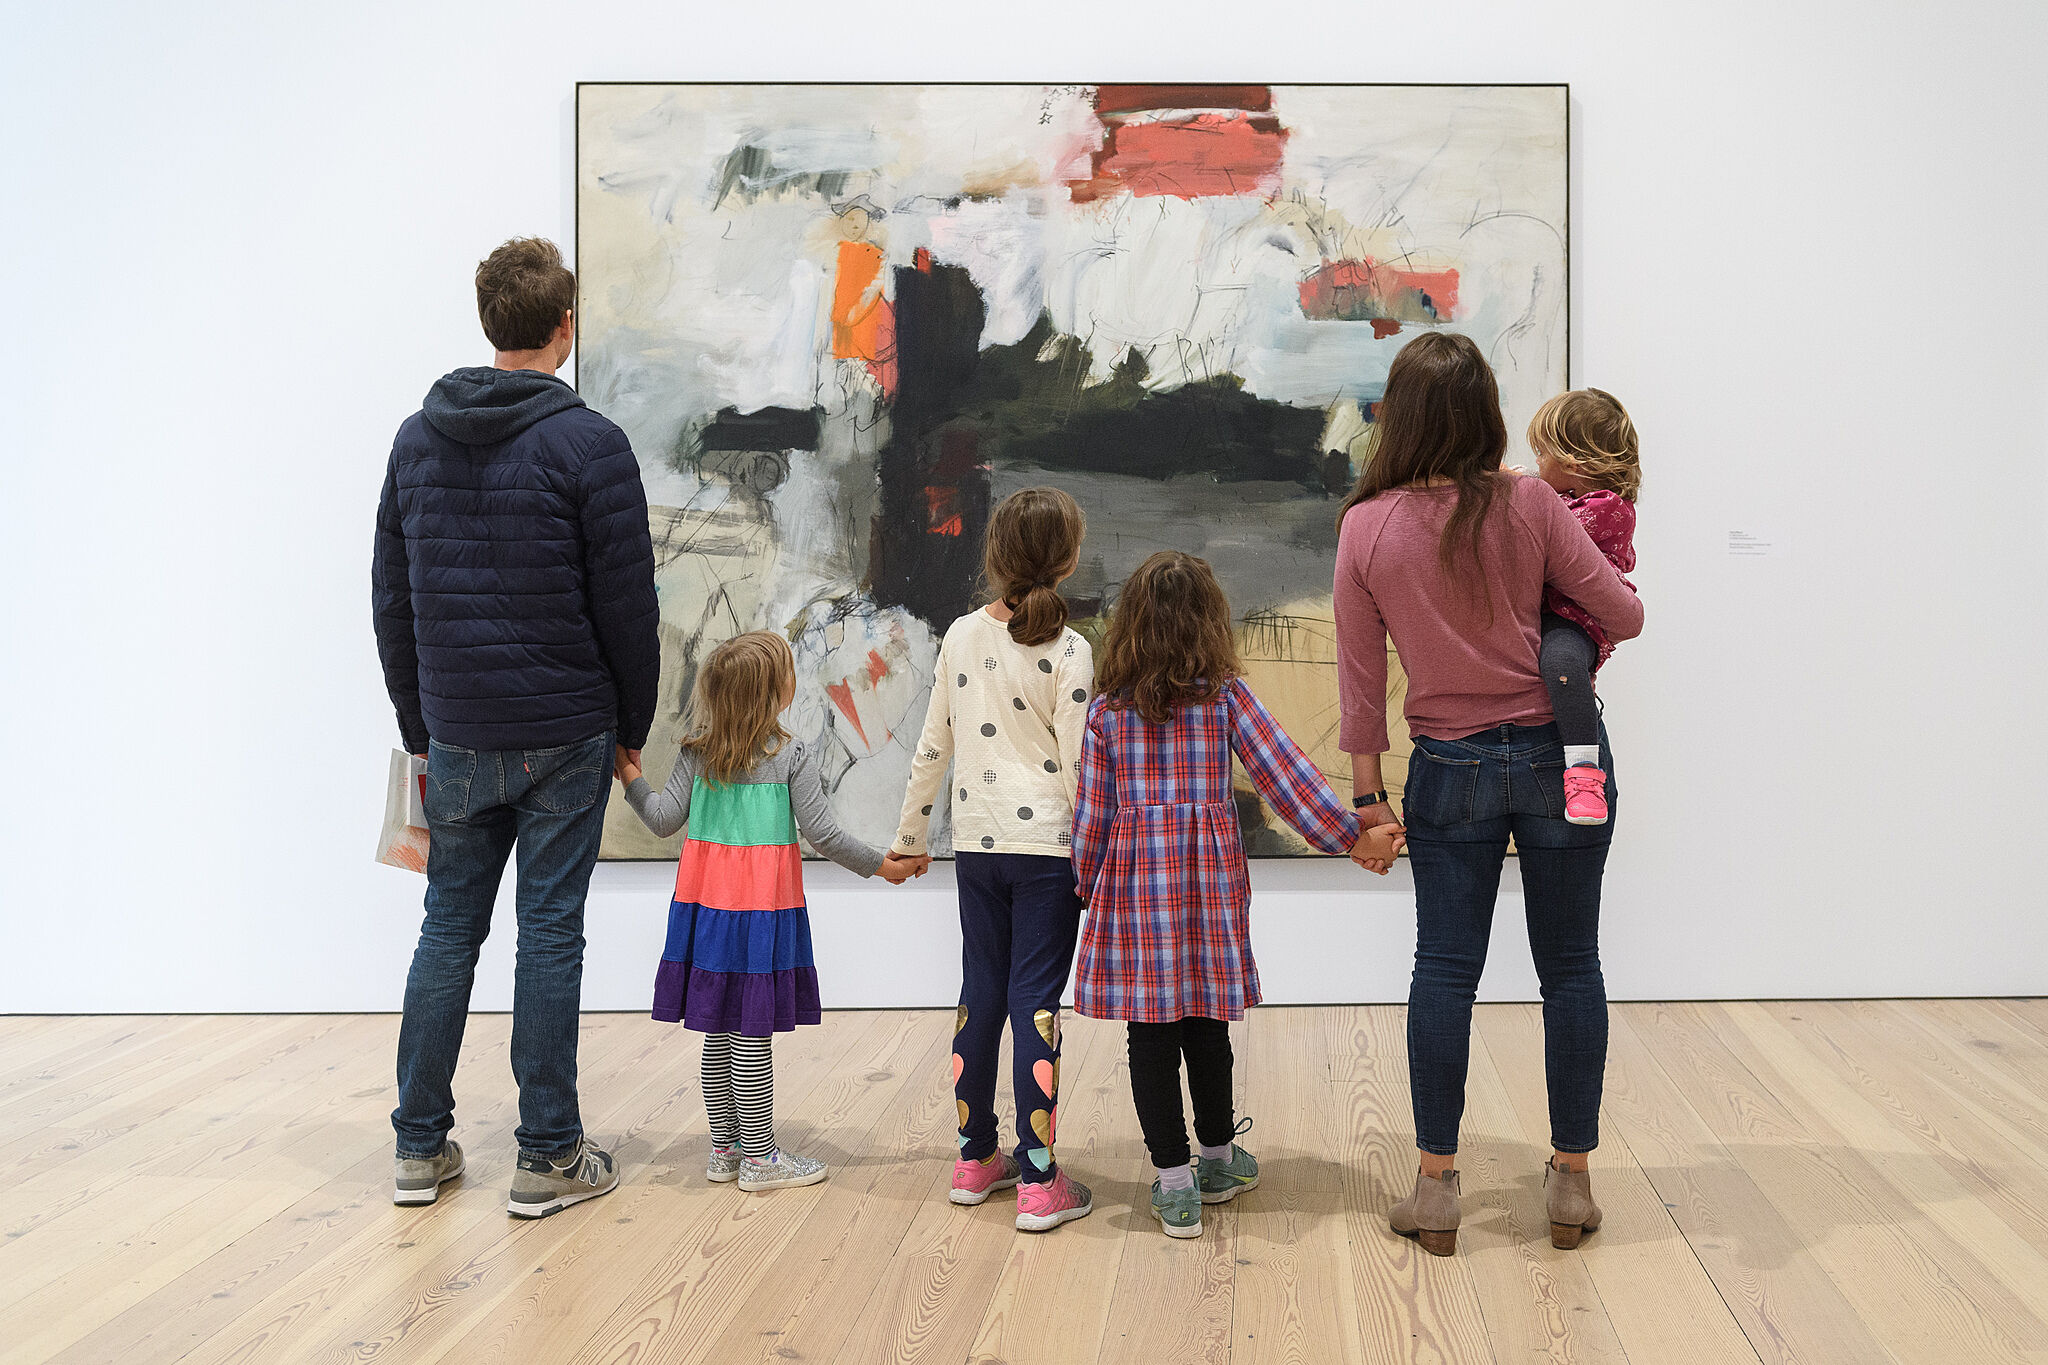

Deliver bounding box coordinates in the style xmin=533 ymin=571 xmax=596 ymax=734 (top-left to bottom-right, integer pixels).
xmin=701 ymin=1033 xmax=776 ymax=1160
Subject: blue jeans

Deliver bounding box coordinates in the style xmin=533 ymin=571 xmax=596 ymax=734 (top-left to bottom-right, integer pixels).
xmin=1402 ymin=721 xmax=1613 ymax=1156
xmin=392 ymin=731 xmax=612 ymax=1160
xmin=953 ymin=852 xmax=1083 ymax=1184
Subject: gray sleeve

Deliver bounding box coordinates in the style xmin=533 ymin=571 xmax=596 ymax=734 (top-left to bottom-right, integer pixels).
xmin=787 ymin=742 xmax=885 ymax=877
xmin=624 ymin=749 xmax=695 ymax=838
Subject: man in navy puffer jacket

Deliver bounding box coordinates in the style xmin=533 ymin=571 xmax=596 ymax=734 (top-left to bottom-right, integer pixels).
xmin=373 ymin=237 xmax=658 ymax=1218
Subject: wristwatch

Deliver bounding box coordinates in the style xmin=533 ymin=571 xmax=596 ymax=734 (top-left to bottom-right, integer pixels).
xmin=1352 ymin=790 xmax=1390 ymax=809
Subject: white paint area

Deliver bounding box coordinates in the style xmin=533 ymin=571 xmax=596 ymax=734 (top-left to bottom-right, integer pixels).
xmin=3 ymin=1 xmax=2044 ymax=1011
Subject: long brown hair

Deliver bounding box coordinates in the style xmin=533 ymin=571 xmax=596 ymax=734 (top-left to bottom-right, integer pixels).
xmin=1335 ymin=331 xmax=1510 ymax=579
xmin=1529 ymin=388 xmax=1641 ymax=501
xmin=679 ymin=631 xmax=793 ymax=785
xmin=1096 ymin=551 xmax=1242 ymax=724
xmin=984 ymin=486 xmax=1086 ymax=647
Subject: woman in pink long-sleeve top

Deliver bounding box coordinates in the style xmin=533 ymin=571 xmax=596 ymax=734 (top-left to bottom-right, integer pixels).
xmin=1332 ymin=333 xmax=1643 ymax=1258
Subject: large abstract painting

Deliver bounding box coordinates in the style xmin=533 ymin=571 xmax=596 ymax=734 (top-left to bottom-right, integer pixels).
xmin=577 ymin=83 xmax=1568 ymax=859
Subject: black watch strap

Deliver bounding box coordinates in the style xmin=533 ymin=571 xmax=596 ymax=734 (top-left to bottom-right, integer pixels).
xmin=1352 ymin=790 xmax=1390 ymax=809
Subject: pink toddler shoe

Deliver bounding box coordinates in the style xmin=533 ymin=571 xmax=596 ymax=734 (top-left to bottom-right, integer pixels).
xmin=1563 ymin=766 xmax=1609 ymax=826
xmin=950 ymin=1152 xmax=1021 ymax=1206
xmin=1014 ymin=1168 xmax=1094 ymax=1232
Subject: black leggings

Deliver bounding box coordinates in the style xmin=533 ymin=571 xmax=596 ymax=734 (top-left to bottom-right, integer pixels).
xmin=1127 ymin=1017 xmax=1236 ymax=1169
xmin=1540 ymin=612 xmax=1601 ymax=751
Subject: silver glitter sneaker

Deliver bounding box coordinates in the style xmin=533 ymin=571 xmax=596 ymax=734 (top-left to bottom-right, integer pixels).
xmin=506 ymin=1139 xmax=619 ymax=1218
xmin=393 ymin=1139 xmax=464 ymax=1206
xmin=738 ymin=1149 xmax=827 ymax=1192
xmin=707 ymin=1145 xmax=742 ymax=1184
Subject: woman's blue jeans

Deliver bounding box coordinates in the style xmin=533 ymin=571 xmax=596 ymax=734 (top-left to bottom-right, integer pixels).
xmin=1401 ymin=721 xmax=1613 ymax=1157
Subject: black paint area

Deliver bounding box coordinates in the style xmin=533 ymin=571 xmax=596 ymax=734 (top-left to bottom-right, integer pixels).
xmin=699 ymin=406 xmax=822 ymax=452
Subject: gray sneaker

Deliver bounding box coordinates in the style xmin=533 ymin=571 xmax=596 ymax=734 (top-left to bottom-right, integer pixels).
xmin=1196 ymin=1144 xmax=1261 ymax=1204
xmin=707 ymin=1145 xmax=742 ymax=1184
xmin=1151 ymin=1178 xmax=1203 ymax=1238
xmin=394 ymin=1139 xmax=464 ymax=1206
xmin=738 ymin=1149 xmax=827 ymax=1192
xmin=506 ymin=1139 xmax=619 ymax=1218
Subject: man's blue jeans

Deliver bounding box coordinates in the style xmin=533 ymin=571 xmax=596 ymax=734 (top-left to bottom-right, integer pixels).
xmin=1401 ymin=720 xmax=1614 ymax=1157
xmin=392 ymin=731 xmax=612 ymax=1160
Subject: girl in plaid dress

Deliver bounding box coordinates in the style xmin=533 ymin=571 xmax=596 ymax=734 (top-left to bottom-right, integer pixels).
xmin=1073 ymin=552 xmax=1404 ymax=1237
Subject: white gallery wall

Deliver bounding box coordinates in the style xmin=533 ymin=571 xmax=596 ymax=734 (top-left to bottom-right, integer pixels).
xmin=3 ymin=0 xmax=2043 ymax=1013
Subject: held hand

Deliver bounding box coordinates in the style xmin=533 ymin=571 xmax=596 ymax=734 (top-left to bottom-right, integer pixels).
xmin=615 ymin=745 xmax=643 ymax=784
xmin=878 ymin=852 xmax=931 ymax=885
xmin=1349 ymin=819 xmax=1406 ymax=875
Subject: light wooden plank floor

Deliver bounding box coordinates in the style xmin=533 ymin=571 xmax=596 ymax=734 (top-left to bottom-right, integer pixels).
xmin=4 ymin=1002 xmax=2044 ymax=1365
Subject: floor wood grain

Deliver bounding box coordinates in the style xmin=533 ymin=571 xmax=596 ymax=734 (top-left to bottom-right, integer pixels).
xmin=6 ymin=1001 xmax=2043 ymax=1365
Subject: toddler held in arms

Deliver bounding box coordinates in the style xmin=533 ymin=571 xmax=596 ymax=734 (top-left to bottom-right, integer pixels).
xmin=1522 ymin=389 xmax=1641 ymax=825
xmin=618 ymin=632 xmax=925 ymax=1194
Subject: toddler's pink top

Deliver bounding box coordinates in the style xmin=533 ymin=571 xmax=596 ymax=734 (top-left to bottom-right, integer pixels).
xmin=1335 ymin=474 xmax=1644 ymax=753
xmin=1542 ymin=489 xmax=1637 ymax=667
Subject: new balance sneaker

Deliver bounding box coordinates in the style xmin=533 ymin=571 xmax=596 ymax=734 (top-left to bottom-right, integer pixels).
xmin=1195 ymin=1144 xmax=1261 ymax=1205
xmin=393 ymin=1139 xmax=464 ymax=1206
xmin=951 ymin=1151 xmax=1022 ymax=1206
xmin=738 ymin=1149 xmax=827 ymax=1191
xmin=1563 ymin=765 xmax=1609 ymax=825
xmin=1151 ymin=1178 xmax=1203 ymax=1238
xmin=1014 ymin=1169 xmax=1093 ymax=1232
xmin=707 ymin=1144 xmax=741 ymax=1184
xmin=506 ymin=1139 xmax=619 ymax=1219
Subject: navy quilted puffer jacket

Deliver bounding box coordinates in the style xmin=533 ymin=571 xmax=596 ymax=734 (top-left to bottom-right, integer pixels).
xmin=372 ymin=367 xmax=660 ymax=755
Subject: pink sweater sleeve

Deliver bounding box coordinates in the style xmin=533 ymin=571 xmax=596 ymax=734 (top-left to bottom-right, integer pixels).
xmin=1334 ymin=517 xmax=1392 ymax=754
xmin=1534 ymin=488 xmax=1644 ymax=643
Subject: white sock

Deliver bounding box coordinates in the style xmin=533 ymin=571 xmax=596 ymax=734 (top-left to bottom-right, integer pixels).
xmin=1564 ymin=745 xmax=1601 ymax=770
xmin=1158 ymin=1163 xmax=1196 ymax=1191
xmin=1198 ymin=1141 xmax=1233 ymax=1161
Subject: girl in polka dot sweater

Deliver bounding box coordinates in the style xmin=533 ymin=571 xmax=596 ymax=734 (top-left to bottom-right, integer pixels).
xmin=1523 ymin=389 xmax=1643 ymax=825
xmin=891 ymin=487 xmax=1097 ymax=1233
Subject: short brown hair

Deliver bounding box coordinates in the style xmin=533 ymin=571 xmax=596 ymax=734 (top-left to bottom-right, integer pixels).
xmin=1528 ymin=388 xmax=1642 ymax=501
xmin=1096 ymin=551 xmax=1242 ymax=725
xmin=984 ymin=487 xmax=1086 ymax=648
xmin=475 ymin=238 xmax=575 ymax=351
xmin=679 ymin=632 xmax=794 ymax=785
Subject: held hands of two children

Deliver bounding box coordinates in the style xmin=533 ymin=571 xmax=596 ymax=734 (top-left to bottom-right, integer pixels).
xmin=878 ymin=852 xmax=931 ymax=885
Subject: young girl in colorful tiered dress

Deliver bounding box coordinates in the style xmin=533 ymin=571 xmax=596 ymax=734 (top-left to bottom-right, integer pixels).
xmin=890 ymin=487 xmax=1098 ymax=1233
xmin=1524 ymin=389 xmax=1643 ymax=825
xmin=1072 ymin=551 xmax=1404 ymax=1238
xmin=621 ymin=631 xmax=921 ymax=1191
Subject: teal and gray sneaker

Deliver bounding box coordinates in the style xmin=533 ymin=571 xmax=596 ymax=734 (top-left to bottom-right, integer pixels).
xmin=393 ymin=1139 xmax=464 ymax=1206
xmin=1151 ymin=1177 xmax=1204 ymax=1238
xmin=507 ymin=1138 xmax=619 ymax=1218
xmin=1197 ymin=1130 xmax=1261 ymax=1205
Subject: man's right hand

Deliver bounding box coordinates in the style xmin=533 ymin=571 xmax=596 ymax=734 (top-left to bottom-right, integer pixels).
xmin=615 ymin=745 xmax=642 ymax=784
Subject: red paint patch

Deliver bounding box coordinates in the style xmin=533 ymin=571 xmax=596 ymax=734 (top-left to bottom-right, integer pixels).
xmin=1371 ymin=318 xmax=1402 ymax=340
xmin=824 ymin=679 xmax=870 ymax=748
xmin=865 ymin=649 xmax=890 ymax=687
xmin=924 ymin=485 xmax=964 ymax=536
xmin=913 ymin=246 xmax=933 ymax=273
xmin=1068 ymin=113 xmax=1287 ymax=203
xmin=1298 ymin=258 xmax=1460 ymax=325
xmin=1093 ymin=84 xmax=1273 ymax=116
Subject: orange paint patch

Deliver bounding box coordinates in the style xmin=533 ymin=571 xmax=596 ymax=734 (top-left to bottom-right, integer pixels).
xmin=924 ymin=485 xmax=964 ymax=536
xmin=832 ymin=240 xmax=898 ymax=396
xmin=824 ymin=678 xmax=870 ymax=748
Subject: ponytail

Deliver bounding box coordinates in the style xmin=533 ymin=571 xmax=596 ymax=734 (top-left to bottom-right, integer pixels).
xmin=984 ymin=488 xmax=1086 ymax=647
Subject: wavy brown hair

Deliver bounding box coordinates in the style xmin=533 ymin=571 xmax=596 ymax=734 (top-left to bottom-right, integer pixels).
xmin=1335 ymin=331 xmax=1511 ymax=581
xmin=679 ymin=631 xmax=793 ymax=785
xmin=1529 ymin=388 xmax=1641 ymax=501
xmin=1096 ymin=551 xmax=1242 ymax=724
xmin=984 ymin=487 xmax=1085 ymax=647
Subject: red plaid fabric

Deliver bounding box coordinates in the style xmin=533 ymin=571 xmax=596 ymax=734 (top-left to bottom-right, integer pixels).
xmin=1072 ymin=678 xmax=1360 ymax=1023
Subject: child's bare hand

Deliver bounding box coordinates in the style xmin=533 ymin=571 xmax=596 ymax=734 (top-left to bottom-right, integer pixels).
xmin=879 ymin=852 xmax=930 ymax=884
xmin=1349 ymin=822 xmax=1406 ymax=875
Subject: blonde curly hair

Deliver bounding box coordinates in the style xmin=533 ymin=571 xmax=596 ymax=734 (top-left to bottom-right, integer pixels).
xmin=1528 ymin=388 xmax=1641 ymax=502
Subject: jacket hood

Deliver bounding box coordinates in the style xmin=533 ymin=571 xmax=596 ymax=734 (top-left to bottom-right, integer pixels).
xmin=422 ymin=367 xmax=585 ymax=445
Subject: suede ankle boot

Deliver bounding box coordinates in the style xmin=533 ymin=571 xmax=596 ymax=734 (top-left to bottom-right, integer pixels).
xmin=1545 ymin=1157 xmax=1602 ymax=1249
xmin=1388 ymin=1167 xmax=1461 ymax=1256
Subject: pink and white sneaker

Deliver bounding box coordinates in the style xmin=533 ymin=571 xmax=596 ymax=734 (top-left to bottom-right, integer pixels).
xmin=1014 ymin=1169 xmax=1093 ymax=1232
xmin=1563 ymin=765 xmax=1609 ymax=825
xmin=950 ymin=1152 xmax=1021 ymax=1206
